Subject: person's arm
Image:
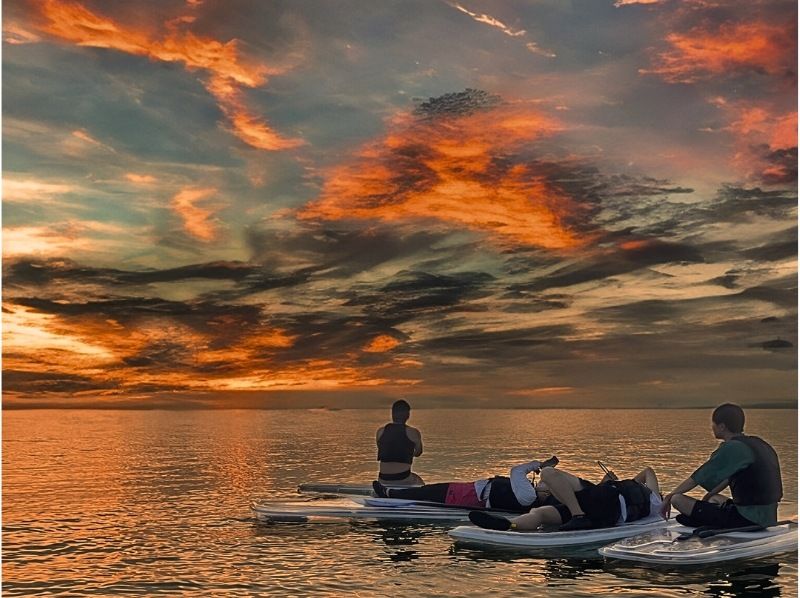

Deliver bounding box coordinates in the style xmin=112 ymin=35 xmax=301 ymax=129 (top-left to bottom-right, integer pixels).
xmin=702 ymin=479 xmax=729 ymax=501
xmin=509 ymin=460 xmax=542 ymax=506
xmin=376 ymin=426 xmax=384 ymax=448
xmin=408 ymin=427 xmax=423 ymax=457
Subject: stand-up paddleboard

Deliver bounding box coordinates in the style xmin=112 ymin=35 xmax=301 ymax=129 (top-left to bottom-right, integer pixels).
xmin=599 ymin=522 xmax=798 ymax=565
xmin=252 ymin=497 xmax=519 ymax=523
xmin=297 ymin=482 xmax=421 ymax=496
xmin=297 ymin=483 xmax=375 ymax=496
xmin=449 ymin=514 xmax=672 ymax=548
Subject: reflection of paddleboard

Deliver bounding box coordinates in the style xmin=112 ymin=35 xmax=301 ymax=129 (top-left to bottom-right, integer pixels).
xmin=252 ymin=498 xmax=518 ymax=523
xmin=297 ymin=482 xmax=421 ymax=496
xmin=599 ymin=523 xmax=798 ymax=564
xmin=449 ymin=514 xmax=672 ymax=547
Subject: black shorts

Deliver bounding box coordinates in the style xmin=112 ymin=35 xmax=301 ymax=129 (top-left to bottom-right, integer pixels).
xmin=555 ymin=481 xmax=621 ymax=528
xmin=681 ymin=499 xmax=755 ymax=529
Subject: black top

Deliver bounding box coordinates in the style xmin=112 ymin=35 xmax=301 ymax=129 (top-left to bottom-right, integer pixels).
xmin=729 ymin=435 xmax=783 ymax=506
xmin=483 ymin=476 xmax=529 ymax=513
xmin=377 ymin=423 xmax=416 ymax=464
xmin=607 ymin=479 xmax=652 ymax=522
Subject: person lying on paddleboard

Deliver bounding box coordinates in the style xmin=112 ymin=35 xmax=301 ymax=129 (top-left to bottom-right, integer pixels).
xmin=372 ymin=456 xmax=560 ymax=512
xmin=376 ymin=400 xmax=425 ymax=486
xmin=468 ymin=466 xmax=662 ymax=532
xmin=659 ymin=403 xmax=783 ymax=530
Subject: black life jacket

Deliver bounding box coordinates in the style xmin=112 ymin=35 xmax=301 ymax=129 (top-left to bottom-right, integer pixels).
xmin=481 ymin=476 xmax=531 ymax=513
xmin=728 ymin=435 xmax=783 ymax=506
xmin=607 ymin=480 xmax=652 ymax=522
xmin=376 ymin=423 xmax=415 ymax=464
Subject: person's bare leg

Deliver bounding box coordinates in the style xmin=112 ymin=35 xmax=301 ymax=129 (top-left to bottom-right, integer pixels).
xmin=509 ymin=506 xmax=562 ymax=531
xmin=633 ymin=467 xmax=660 ymax=495
xmin=670 ymin=493 xmax=697 ymax=516
xmin=539 ymin=467 xmax=586 ymax=516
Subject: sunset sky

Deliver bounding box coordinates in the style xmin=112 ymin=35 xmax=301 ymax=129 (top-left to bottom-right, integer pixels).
xmin=3 ymin=0 xmax=797 ymax=408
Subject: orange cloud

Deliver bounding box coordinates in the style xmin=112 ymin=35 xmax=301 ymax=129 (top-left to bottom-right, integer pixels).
xmin=171 ymin=187 xmax=220 ymax=241
xmin=31 ymin=0 xmax=302 ymax=150
xmin=125 ymin=173 xmax=157 ymax=184
xmin=3 ymin=302 xmax=415 ymax=397
xmin=643 ymin=21 xmax=796 ymax=84
xmin=709 ymin=98 xmax=797 ymax=181
xmin=727 ymin=107 xmax=797 ymax=151
xmin=299 ymin=101 xmax=592 ymax=250
xmin=3 ymin=21 xmax=41 ymax=44
xmin=363 ymin=335 xmax=401 ymax=353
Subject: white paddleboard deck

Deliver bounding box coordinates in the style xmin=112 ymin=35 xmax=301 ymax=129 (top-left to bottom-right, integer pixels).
xmin=599 ymin=523 xmax=798 ymax=564
xmin=449 ymin=514 xmax=672 ymax=547
xmin=252 ymin=497 xmax=519 ymax=522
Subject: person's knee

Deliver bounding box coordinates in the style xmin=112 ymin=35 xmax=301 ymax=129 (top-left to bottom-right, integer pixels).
xmin=539 ymin=467 xmax=558 ymax=482
xmin=671 ymin=493 xmax=694 ymax=514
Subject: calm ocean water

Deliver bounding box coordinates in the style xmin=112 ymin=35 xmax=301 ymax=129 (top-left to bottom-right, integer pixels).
xmin=3 ymin=408 xmax=797 ymax=596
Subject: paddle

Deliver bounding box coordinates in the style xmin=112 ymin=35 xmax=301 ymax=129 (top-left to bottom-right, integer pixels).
xmin=675 ymin=519 xmax=796 ymax=542
xmin=597 ymin=460 xmax=619 ymax=482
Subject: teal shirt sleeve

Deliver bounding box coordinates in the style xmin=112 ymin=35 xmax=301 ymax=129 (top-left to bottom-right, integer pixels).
xmin=692 ymin=440 xmax=755 ymax=491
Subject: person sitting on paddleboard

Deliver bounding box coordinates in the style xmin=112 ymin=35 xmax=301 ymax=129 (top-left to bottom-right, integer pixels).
xmin=372 ymin=456 xmax=560 ymax=512
xmin=659 ymin=403 xmax=783 ymax=530
xmin=469 ymin=466 xmax=662 ymax=532
xmin=376 ymin=400 xmax=425 ymax=486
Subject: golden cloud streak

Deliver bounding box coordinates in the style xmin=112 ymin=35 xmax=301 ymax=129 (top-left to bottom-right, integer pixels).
xmin=300 ymin=105 xmax=590 ymax=250
xmin=171 ymin=187 xmax=220 ymax=242
xmin=32 ymin=0 xmax=302 ymax=150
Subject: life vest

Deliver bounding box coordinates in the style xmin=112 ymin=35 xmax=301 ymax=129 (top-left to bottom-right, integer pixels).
xmin=481 ymin=476 xmax=531 ymax=513
xmin=607 ymin=480 xmax=652 ymax=522
xmin=376 ymin=423 xmax=415 ymax=464
xmin=728 ymin=435 xmax=783 ymax=506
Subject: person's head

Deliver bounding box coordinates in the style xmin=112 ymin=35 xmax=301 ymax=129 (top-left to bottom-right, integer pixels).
xmin=391 ymin=399 xmax=411 ymax=423
xmin=711 ymin=403 xmax=745 ymax=439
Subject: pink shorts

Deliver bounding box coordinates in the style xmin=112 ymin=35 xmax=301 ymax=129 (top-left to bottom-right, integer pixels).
xmin=445 ymin=482 xmax=486 ymax=508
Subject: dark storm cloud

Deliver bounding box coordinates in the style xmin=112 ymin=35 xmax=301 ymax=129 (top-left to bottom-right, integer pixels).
xmin=514 ymin=240 xmax=705 ymax=293
xmin=2 ymin=369 xmax=114 ymax=393
xmin=757 ymin=146 xmax=798 ymax=184
xmin=264 ymin=313 xmax=405 ymax=363
xmin=245 ymin=223 xmax=453 ymax=278
xmin=741 ymin=227 xmax=798 ymax=262
xmin=12 ymin=296 xmax=264 ymax=335
xmin=707 ymin=185 xmax=798 ymax=221
xmin=417 ymin=324 xmax=578 ymax=365
xmin=343 ymin=270 xmax=496 ymax=317
xmin=4 ymin=257 xmax=314 ymax=298
xmin=738 ymin=282 xmax=798 ymax=309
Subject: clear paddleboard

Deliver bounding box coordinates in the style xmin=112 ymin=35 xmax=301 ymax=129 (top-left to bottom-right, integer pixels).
xmin=448 ymin=514 xmax=672 ymax=547
xmin=599 ymin=522 xmax=798 ymax=564
xmin=252 ymin=497 xmax=518 ymax=523
xmin=297 ymin=482 xmax=422 ymax=496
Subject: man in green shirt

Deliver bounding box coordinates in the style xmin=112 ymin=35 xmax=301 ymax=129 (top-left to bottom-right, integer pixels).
xmin=660 ymin=403 xmax=783 ymax=529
